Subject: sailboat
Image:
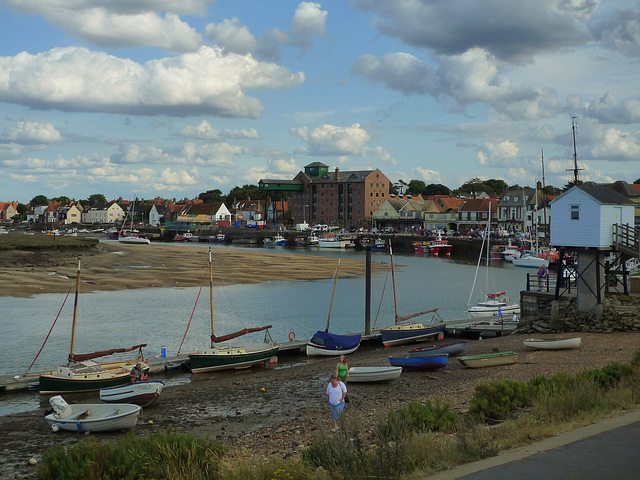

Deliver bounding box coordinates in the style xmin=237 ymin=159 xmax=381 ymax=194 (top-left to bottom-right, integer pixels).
xmin=378 ymin=246 xmax=446 ymax=347
xmin=512 ymin=187 xmax=548 ymax=268
xmin=38 ymin=256 xmax=148 ymax=395
xmin=188 ymin=248 xmax=279 ymax=373
xmin=467 ymin=202 xmax=520 ymax=318
xmin=118 ymin=199 xmax=151 ymax=245
xmin=306 ymin=259 xmax=362 ymax=356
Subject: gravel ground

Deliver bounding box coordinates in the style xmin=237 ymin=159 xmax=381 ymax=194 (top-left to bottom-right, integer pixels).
xmin=2 ymin=331 xmax=639 ymax=478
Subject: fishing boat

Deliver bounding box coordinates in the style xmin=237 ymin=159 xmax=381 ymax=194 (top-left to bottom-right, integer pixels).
xmin=208 ymin=233 xmax=226 ymax=243
xmin=187 ymin=248 xmax=279 ymax=373
xmin=99 ymin=380 xmax=165 ymax=407
xmin=427 ymin=234 xmax=452 ymax=256
xmin=306 ymin=260 xmax=361 ymax=356
xmin=347 ymin=366 xmax=402 ymax=382
xmin=413 ymin=241 xmax=428 ymax=254
xmin=408 ymin=340 xmax=469 ymax=357
xmin=467 ymin=203 xmax=520 ymax=317
xmin=458 ymin=351 xmax=519 ymax=368
xmin=317 ymin=234 xmax=355 ymax=248
xmin=45 ymin=395 xmax=141 ymax=433
xmin=174 ymin=232 xmax=198 ymax=242
xmin=388 ymin=353 xmax=448 ymax=371
xmin=37 ymin=256 xmax=149 ymax=395
xmin=523 ymin=337 xmax=581 ymax=350
xmin=378 ymin=245 xmax=446 ymax=347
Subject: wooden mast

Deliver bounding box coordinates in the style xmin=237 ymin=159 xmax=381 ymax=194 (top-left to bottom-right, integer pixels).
xmin=69 ymin=255 xmax=81 ymax=359
xmin=325 ymin=259 xmax=340 ymax=332
xmin=390 ymin=245 xmax=399 ymax=322
xmin=208 ymin=247 xmax=214 ymax=345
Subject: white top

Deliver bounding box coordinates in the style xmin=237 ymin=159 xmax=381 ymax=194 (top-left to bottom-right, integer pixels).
xmin=326 ymin=381 xmax=347 ymax=405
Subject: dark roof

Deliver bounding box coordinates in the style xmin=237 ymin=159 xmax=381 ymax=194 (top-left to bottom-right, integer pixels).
xmin=577 ymin=185 xmax=635 ymax=205
xmin=313 ymin=170 xmax=373 ymax=183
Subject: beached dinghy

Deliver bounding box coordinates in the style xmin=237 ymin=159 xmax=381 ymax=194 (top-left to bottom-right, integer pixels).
xmin=45 ymin=396 xmax=141 ymax=433
xmin=347 ymin=366 xmax=402 ymax=382
xmin=458 ymin=351 xmax=518 ymax=368
xmin=100 ymin=380 xmax=165 ymax=407
xmin=408 ymin=340 xmax=469 ymax=357
xmin=389 ymin=353 xmax=448 ymax=371
xmin=523 ymin=337 xmax=581 ymax=350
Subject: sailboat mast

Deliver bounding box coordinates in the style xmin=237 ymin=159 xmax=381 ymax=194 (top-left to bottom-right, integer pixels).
xmin=208 ymin=247 xmax=214 ymax=340
xmin=390 ymin=245 xmax=398 ymax=320
xmin=325 ymin=259 xmax=341 ymax=331
xmin=69 ymin=255 xmax=81 ymax=358
xmin=541 ymin=149 xmax=547 ymax=244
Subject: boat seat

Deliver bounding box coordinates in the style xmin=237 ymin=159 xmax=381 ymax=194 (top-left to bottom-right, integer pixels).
xmin=104 ymin=409 xmax=121 ymax=418
xmin=65 ymin=409 xmax=89 ymax=420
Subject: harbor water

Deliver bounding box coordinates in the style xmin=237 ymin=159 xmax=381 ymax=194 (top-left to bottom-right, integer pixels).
xmin=0 ymin=242 xmax=529 ymax=415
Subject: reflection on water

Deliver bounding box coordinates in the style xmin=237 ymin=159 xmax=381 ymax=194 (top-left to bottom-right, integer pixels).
xmin=0 ymin=244 xmax=527 ymax=415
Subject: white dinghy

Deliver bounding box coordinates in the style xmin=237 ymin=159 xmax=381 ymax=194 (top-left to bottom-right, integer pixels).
xmin=45 ymin=395 xmax=141 ymax=433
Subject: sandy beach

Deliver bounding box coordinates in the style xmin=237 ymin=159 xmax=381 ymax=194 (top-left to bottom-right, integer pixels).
xmin=0 ymin=242 xmax=381 ymax=298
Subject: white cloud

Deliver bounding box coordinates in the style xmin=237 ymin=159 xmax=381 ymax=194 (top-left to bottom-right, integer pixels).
xmin=351 ymin=52 xmax=436 ymax=95
xmin=205 ymin=17 xmax=258 ymax=54
xmin=590 ymin=126 xmax=640 ymax=160
xmin=413 ymin=166 xmax=440 ymax=183
xmin=178 ymin=120 xmax=260 ymax=140
xmin=586 ymin=91 xmax=640 ymax=124
xmin=592 ymin=8 xmax=640 ymax=58
xmin=363 ymin=145 xmax=397 ymax=165
xmin=158 ymin=167 xmax=198 ymax=185
xmin=6 ymin=0 xmax=204 ymax=51
xmin=477 ymin=140 xmax=519 ymax=167
xmin=291 ymin=123 xmax=371 ymax=156
xmin=290 ymin=2 xmax=328 ymax=47
xmin=0 ymin=46 xmax=305 ymax=118
xmin=3 ymin=121 xmax=62 ymax=145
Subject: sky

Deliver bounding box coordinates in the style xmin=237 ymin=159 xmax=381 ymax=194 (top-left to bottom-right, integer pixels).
xmin=1 ymin=0 xmax=640 ymax=204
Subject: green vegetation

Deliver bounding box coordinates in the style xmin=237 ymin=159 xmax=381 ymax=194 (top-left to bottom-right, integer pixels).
xmin=37 ymin=352 xmax=640 ymax=480
xmin=0 ymin=234 xmax=98 ymax=252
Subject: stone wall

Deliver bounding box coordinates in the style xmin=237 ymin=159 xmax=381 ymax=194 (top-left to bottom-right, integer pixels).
xmin=514 ymin=294 xmax=640 ymax=334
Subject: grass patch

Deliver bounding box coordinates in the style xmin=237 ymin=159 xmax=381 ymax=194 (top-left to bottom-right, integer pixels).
xmin=0 ymin=234 xmax=98 ymax=251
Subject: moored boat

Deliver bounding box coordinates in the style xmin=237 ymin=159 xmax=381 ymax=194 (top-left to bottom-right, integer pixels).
xmin=523 ymin=337 xmax=581 ymax=350
xmin=187 ymin=248 xmax=279 ymax=373
xmin=458 ymin=351 xmax=519 ymax=368
xmin=45 ymin=396 xmax=141 ymax=433
xmin=174 ymin=232 xmax=198 ymax=242
xmin=347 ymin=366 xmax=402 ymax=382
xmin=389 ymin=353 xmax=448 ymax=371
xmin=408 ymin=340 xmax=469 ymax=357
xmin=99 ymin=380 xmax=165 ymax=407
xmin=467 ymin=291 xmax=520 ymax=317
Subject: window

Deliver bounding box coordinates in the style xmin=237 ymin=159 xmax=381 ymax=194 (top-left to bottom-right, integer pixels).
xmin=571 ymin=205 xmax=580 ymax=220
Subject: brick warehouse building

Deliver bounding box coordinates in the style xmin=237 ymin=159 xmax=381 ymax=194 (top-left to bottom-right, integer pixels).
xmin=259 ymin=162 xmax=390 ymax=228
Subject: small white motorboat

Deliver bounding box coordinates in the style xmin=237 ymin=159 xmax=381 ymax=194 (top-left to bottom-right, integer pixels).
xmin=45 ymin=396 xmax=141 ymax=433
xmin=347 ymin=366 xmax=402 ymax=382
xmin=523 ymin=337 xmax=582 ymax=350
xmin=100 ymin=380 xmax=165 ymax=407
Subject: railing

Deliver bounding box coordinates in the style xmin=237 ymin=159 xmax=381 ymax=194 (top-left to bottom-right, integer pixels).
xmin=613 ymin=223 xmax=640 ymax=255
xmin=526 ymin=273 xmax=575 ymax=294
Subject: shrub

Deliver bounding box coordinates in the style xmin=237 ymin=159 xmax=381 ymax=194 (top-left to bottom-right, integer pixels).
xmin=469 ymin=380 xmax=534 ymax=421
xmin=38 ymin=432 xmax=225 ymax=480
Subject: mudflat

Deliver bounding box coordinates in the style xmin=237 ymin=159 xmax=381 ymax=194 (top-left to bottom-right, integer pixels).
xmin=0 ymin=242 xmax=379 ymax=298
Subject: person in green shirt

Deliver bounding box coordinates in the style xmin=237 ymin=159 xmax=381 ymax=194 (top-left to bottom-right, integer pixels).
xmin=335 ymin=354 xmax=349 ymax=384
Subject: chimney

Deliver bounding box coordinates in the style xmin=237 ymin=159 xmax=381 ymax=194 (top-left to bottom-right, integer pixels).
xmin=335 ymin=167 xmax=339 ymax=181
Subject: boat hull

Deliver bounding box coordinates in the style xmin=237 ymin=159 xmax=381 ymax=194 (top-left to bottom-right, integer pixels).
xmin=409 ymin=341 xmax=469 ymax=357
xmin=306 ymin=331 xmax=361 ymax=356
xmin=458 ymin=351 xmax=519 ymax=368
xmin=99 ymin=380 xmax=165 ymax=407
xmin=39 ymin=370 xmax=132 ymax=395
xmin=347 ymin=366 xmax=402 ymax=382
xmin=45 ymin=403 xmax=142 ymax=432
xmin=523 ymin=337 xmax=581 ymax=350
xmin=467 ymin=303 xmax=520 ymax=317
xmin=389 ymin=354 xmax=448 ymax=371
xmin=189 ymin=345 xmax=279 ymax=374
xmin=380 ymin=323 xmax=446 ymax=347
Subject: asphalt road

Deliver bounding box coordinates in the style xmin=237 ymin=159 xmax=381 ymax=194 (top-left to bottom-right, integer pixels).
xmin=427 ymin=409 xmax=640 ymax=480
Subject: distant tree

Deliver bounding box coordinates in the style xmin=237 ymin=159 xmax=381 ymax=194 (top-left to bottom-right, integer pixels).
xmin=484 ymin=179 xmax=507 ymax=196
xmin=226 ymin=184 xmax=263 ymax=202
xmin=394 ymin=180 xmax=409 ymax=195
xmin=457 ymin=177 xmax=500 ymax=196
xmin=424 ymin=183 xmax=451 ymax=196
xmin=51 ymin=196 xmax=70 ymax=204
xmin=16 ymin=203 xmax=28 ymax=215
xmin=634 ymin=178 xmax=640 ymax=184
xmin=198 ymin=189 xmax=225 ymax=204
xmin=407 ymin=180 xmax=427 ymax=196
xmin=389 ymin=183 xmax=399 ymax=195
xmin=86 ymin=193 xmax=106 ymax=205
xmin=30 ymin=195 xmax=49 ymax=206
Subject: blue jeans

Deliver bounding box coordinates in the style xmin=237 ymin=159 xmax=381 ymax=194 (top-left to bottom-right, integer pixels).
xmin=330 ymin=401 xmax=345 ymax=422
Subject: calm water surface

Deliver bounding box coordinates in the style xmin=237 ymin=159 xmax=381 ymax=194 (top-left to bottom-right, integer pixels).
xmin=0 ymin=242 xmax=528 ymax=414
